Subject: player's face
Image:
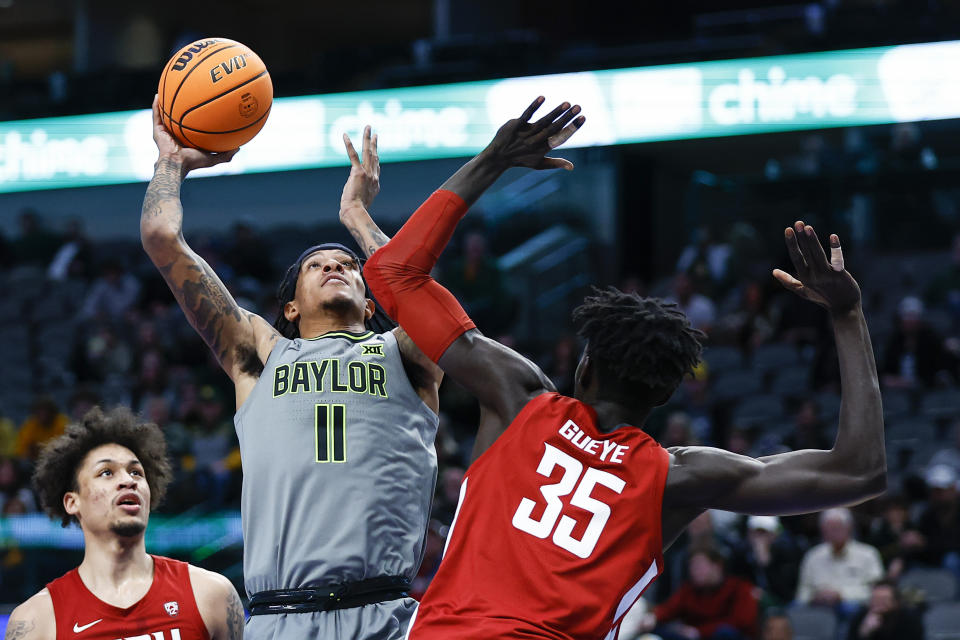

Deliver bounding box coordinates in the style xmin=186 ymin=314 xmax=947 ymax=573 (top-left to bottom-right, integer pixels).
xmin=293 ymin=250 xmax=371 ymax=322
xmin=65 ymin=443 xmax=151 ymax=538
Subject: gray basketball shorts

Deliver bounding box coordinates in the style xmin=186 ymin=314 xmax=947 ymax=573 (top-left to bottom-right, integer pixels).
xmin=243 ymin=597 xmax=418 ymax=640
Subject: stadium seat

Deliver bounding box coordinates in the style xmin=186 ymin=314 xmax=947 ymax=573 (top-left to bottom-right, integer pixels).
xmin=770 ymin=365 xmax=811 ymax=397
xmin=924 ymin=602 xmax=960 ymax=640
xmin=710 ymin=369 xmax=763 ymax=401
xmin=921 ymin=390 xmax=960 ymax=420
xmin=788 ymin=606 xmax=837 ymax=640
xmin=885 ymin=418 xmax=938 ymax=443
xmin=702 ymin=346 xmax=743 ymax=374
xmin=881 ymin=389 xmax=913 ymax=421
xmin=731 ymin=394 xmax=784 ymax=427
xmin=900 ymin=568 xmax=957 ymax=603
xmin=750 ymin=343 xmax=801 ymax=372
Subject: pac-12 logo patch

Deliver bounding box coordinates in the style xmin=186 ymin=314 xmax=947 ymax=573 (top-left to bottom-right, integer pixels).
xmin=164 ymin=601 xmax=179 ymax=617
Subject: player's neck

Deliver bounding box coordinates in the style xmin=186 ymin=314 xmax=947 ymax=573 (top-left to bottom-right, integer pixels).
xmin=298 ymin=313 xmax=367 ymax=339
xmin=583 ymin=397 xmax=652 ymax=434
xmin=78 ymin=532 xmax=152 ymax=593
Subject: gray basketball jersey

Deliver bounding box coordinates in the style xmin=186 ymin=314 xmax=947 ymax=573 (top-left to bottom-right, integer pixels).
xmin=234 ymin=329 xmax=438 ymax=596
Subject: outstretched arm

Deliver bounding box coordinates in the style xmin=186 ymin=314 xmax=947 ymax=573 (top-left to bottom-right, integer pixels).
xmin=364 ymin=98 xmax=583 ymax=455
xmin=337 ymin=126 xmax=443 ymax=411
xmin=141 ymin=96 xmax=279 ymax=388
xmin=663 ymin=223 xmax=885 ymax=526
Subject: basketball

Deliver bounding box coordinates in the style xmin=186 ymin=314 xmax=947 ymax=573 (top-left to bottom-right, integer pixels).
xmin=157 ymin=37 xmax=272 ymax=152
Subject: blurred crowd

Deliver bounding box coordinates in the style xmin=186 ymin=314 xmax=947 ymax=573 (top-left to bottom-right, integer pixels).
xmin=0 ymin=203 xmax=959 ymax=640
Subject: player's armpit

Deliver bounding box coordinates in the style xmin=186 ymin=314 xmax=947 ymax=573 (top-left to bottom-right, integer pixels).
xmin=394 ymin=328 xmax=443 ymax=414
xmin=439 ymin=329 xmax=555 ymax=456
xmin=663 ymin=445 xmax=886 ymax=517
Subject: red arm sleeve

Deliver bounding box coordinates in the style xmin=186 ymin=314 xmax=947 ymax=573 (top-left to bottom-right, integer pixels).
xmin=363 ymin=189 xmax=477 ymax=363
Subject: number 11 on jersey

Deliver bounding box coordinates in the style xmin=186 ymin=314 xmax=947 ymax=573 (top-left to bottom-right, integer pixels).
xmin=512 ymin=443 xmax=626 ymax=558
xmin=315 ymin=404 xmax=347 ymax=463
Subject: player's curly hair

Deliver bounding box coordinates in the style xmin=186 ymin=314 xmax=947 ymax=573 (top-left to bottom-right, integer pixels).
xmin=572 ymin=287 xmax=705 ymax=401
xmin=33 ymin=406 xmax=172 ymax=527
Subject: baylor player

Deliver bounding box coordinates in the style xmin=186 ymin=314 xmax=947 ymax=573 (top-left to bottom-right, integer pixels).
xmin=140 ymin=97 xmax=442 ymax=639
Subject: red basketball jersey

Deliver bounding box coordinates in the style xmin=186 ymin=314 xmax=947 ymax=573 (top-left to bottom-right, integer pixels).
xmin=46 ymin=555 xmax=210 ymax=640
xmin=408 ymin=392 xmax=669 ymax=640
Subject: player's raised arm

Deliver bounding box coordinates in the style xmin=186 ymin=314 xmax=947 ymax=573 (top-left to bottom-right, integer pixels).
xmin=363 ymin=97 xmax=584 ymax=456
xmin=338 ymin=126 xmax=444 ymax=411
xmin=662 ymin=223 xmax=885 ymax=525
xmin=140 ymin=96 xmax=279 ymax=389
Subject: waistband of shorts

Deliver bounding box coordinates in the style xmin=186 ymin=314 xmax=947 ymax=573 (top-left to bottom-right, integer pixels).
xmin=247 ymin=576 xmax=411 ymax=615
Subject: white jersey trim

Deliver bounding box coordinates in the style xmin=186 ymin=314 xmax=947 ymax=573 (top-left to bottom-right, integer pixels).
xmin=442 ymin=477 xmax=469 ymax=559
xmin=613 ymin=558 xmax=659 ymax=622
xmin=403 ymin=601 xmax=420 ymax=640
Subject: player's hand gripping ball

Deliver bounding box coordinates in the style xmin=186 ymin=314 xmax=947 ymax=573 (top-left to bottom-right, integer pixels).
xmin=158 ymin=38 xmax=273 ymax=152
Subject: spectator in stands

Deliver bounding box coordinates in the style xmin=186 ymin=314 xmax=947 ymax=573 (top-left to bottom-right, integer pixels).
xmin=443 ymin=229 xmax=516 ymax=335
xmin=676 ymin=226 xmax=730 ymax=297
xmin=927 ymin=418 xmax=960 ymax=475
xmin=667 ymin=272 xmax=716 ymax=335
xmin=0 ymin=457 xmax=36 ymax=514
xmin=542 ymin=334 xmax=579 ymax=396
xmin=431 ymin=466 xmax=466 ymax=525
xmin=759 ymin=611 xmax=793 ymax=640
xmin=913 ymin=464 xmax=960 ymax=582
xmin=729 ymin=516 xmax=802 ymax=607
xmin=783 ymin=399 xmax=831 ymax=451
xmin=66 ymin=387 xmax=101 ymax=424
xmin=846 ymin=580 xmax=923 ymax=640
xmin=925 ymin=232 xmax=960 ymax=323
xmin=641 ymin=545 xmax=759 ymax=640
xmin=717 ymin=281 xmax=776 ymax=354
xmin=47 ymin=217 xmax=93 ymax=281
xmin=185 ymin=385 xmax=239 ymax=510
xmin=881 ymin=296 xmax=957 ymax=388
xmin=662 ymin=412 xmax=699 ymax=448
xmin=796 ymin=508 xmax=884 ymax=617
xmin=222 ymin=218 xmax=275 ymax=283
xmin=15 ymin=395 xmax=69 ymax=460
xmin=411 ymin=519 xmax=447 ymax=600
xmin=79 ymin=259 xmax=141 ymax=321
xmin=0 ymin=409 xmax=18 ymax=457
xmin=11 ymin=208 xmax=61 ymax=268
xmin=865 ymin=494 xmax=922 ymax=580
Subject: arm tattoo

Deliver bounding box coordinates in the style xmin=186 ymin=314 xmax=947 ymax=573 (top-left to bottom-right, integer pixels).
xmin=225 ymin=588 xmax=245 ymax=640
xmin=141 ymin=157 xmax=184 ymax=223
xmin=5 ymin=620 xmax=35 ymax=640
xmin=158 ymin=259 xmax=243 ymax=364
xmin=341 ymin=214 xmax=391 ymax=258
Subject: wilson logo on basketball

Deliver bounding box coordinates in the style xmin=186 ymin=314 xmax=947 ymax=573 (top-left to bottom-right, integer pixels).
xmin=239 ymin=93 xmax=259 ymax=118
xmin=170 ymin=40 xmax=220 ymax=71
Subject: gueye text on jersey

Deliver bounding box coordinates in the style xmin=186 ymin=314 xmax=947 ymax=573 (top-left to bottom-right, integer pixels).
xmin=273 ymin=359 xmax=388 ymax=399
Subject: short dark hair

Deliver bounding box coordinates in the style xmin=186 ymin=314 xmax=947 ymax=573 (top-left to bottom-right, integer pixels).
xmin=572 ymin=287 xmax=705 ymax=400
xmin=33 ymin=407 xmax=172 ymax=527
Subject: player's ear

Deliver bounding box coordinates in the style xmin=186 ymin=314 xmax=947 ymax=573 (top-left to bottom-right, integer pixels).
xmin=64 ymin=491 xmax=80 ymax=518
xmin=284 ymin=300 xmax=300 ymax=323
xmin=363 ymin=298 xmax=375 ymax=321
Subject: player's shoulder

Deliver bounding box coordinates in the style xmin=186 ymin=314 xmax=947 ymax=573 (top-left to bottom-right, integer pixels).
xmin=8 ymin=588 xmax=56 ymax=638
xmin=187 ymin=563 xmax=235 ymax=600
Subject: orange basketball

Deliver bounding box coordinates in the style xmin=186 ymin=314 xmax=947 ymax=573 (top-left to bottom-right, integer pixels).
xmin=158 ymin=38 xmax=273 ymax=152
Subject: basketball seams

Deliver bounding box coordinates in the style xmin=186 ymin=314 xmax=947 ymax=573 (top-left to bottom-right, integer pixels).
xmin=167 ymin=43 xmax=239 ymax=120
xmin=178 ymin=70 xmax=269 ymax=126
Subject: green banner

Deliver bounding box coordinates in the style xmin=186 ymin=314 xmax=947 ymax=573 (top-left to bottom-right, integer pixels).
xmin=2 ymin=40 xmax=959 ymax=193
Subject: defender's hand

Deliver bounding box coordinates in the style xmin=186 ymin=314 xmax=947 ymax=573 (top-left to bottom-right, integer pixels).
xmin=152 ymin=95 xmax=237 ymax=175
xmin=773 ymin=221 xmax=861 ymax=315
xmin=341 ymin=125 xmax=380 ymax=212
xmin=483 ymin=96 xmax=586 ymax=171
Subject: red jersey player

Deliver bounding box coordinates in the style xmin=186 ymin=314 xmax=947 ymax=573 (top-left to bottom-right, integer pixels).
xmin=6 ymin=407 xmax=244 ymax=640
xmin=340 ymin=97 xmax=885 ymax=639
